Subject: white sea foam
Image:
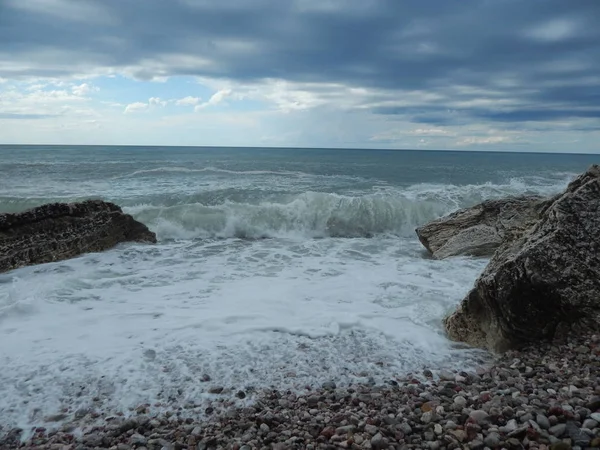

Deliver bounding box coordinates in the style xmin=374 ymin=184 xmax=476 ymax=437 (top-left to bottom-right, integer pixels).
xmin=0 ymin=237 xmax=489 ymax=433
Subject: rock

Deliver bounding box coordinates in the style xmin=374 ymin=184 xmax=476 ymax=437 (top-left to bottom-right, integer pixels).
xmin=399 ymin=422 xmax=412 ymax=435
xmin=336 ymin=425 xmax=356 ymax=435
xmin=320 ymin=426 xmax=335 ymax=439
xmin=208 ymin=386 xmax=224 ymax=394
xmin=536 ymin=414 xmax=551 ymax=430
xmin=43 ymin=413 xmax=68 ymax=422
xmin=421 ymin=411 xmax=434 ymax=424
xmin=370 ymin=433 xmax=386 ymax=449
xmin=322 ymin=381 xmax=336 ymax=390
xmin=439 ymin=370 xmax=455 ymax=381
xmin=259 ymin=423 xmax=270 ymax=433
xmin=589 ymin=412 xmax=600 ymax=422
xmin=83 ymin=433 xmax=104 ymax=447
xmin=449 ymin=430 xmax=466 ymax=442
xmin=549 ymin=423 xmax=567 ymax=437
xmin=444 ymin=166 xmax=600 ymax=351
xmin=143 ymin=349 xmax=157 ymax=360
xmin=453 ymin=396 xmax=467 ymax=407
xmin=549 ymin=444 xmax=572 ymax=450
xmin=582 ymin=418 xmax=598 ymax=429
xmin=565 ymin=421 xmax=590 ymax=447
xmin=468 ymin=439 xmax=484 ymax=449
xmin=307 ymin=395 xmax=320 ymax=406
xmin=469 ymin=409 xmax=490 ymax=424
xmin=364 ymin=424 xmax=378 ymax=435
xmin=484 ymin=431 xmax=501 ymax=447
xmin=0 ymin=200 xmax=156 ymax=273
xmin=586 ymin=396 xmax=600 ymax=411
xmin=416 ymin=195 xmax=545 ymax=259
xmin=130 ymin=433 xmax=147 ymax=445
xmin=504 ymin=419 xmax=518 ymax=432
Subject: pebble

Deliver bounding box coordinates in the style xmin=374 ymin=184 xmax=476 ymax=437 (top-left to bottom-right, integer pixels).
xmin=582 ymin=418 xmax=598 ymax=429
xmin=364 ymin=424 xmax=378 ymax=435
xmin=208 ymin=386 xmax=224 ymax=394
xmin=453 ymin=395 xmax=467 ymax=407
xmin=536 ymin=413 xmax=551 ymax=429
xmin=484 ymin=431 xmax=501 ymax=447
xmin=370 ymin=432 xmax=385 ymax=449
xmin=7 ymin=333 xmax=600 ymax=450
xmin=421 ymin=411 xmax=434 ymax=424
xmin=322 ymin=381 xmax=337 ymax=390
xmin=438 ymin=370 xmax=455 ymax=381
xmin=469 ymin=409 xmax=490 ymax=424
xmin=130 ymin=433 xmax=147 ymax=445
xmin=549 ymin=423 xmax=567 ymax=437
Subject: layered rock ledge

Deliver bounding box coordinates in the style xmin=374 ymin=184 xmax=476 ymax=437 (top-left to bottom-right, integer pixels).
xmin=0 ymin=200 xmax=157 ymax=273
xmin=418 ymin=165 xmax=600 ymax=353
xmin=415 ymin=196 xmax=548 ymax=260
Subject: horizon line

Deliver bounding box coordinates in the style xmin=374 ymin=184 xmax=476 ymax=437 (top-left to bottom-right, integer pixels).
xmin=0 ymin=143 xmax=598 ymax=156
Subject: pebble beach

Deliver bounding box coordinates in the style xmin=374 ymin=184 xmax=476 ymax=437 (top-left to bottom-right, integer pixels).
xmin=4 ymin=333 xmax=600 ymax=450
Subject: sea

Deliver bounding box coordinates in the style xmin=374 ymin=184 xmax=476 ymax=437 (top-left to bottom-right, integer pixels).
xmin=0 ymin=145 xmax=596 ymax=432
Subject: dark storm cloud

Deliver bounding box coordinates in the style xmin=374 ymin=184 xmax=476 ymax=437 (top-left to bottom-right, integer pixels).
xmin=1 ymin=0 xmax=599 ymax=124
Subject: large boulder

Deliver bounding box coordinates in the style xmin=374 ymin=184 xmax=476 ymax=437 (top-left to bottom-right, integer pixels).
xmin=0 ymin=200 xmax=156 ymax=273
xmin=416 ymin=196 xmax=548 ymax=259
xmin=444 ymin=165 xmax=600 ymax=352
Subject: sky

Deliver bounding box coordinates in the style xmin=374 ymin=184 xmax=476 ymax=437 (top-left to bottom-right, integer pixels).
xmin=0 ymin=0 xmax=599 ymax=152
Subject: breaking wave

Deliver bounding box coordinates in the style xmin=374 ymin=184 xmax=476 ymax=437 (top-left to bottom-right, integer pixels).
xmin=126 ymin=192 xmax=447 ymax=240
xmin=0 ymin=174 xmax=573 ymax=241
xmin=125 ymin=176 xmax=569 ymax=240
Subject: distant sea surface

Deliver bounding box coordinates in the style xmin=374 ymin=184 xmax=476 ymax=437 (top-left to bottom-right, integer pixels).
xmin=0 ymin=145 xmax=596 ymax=430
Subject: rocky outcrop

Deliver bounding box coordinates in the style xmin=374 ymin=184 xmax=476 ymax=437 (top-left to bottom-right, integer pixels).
xmin=444 ymin=165 xmax=600 ymax=352
xmin=0 ymin=200 xmax=156 ymax=273
xmin=416 ymin=196 xmax=548 ymax=259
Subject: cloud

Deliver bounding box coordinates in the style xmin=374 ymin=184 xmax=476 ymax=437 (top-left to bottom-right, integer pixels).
xmin=455 ymin=136 xmax=514 ymax=146
xmin=526 ymin=19 xmax=579 ymax=43
xmin=0 ymin=0 xmax=599 ymax=149
xmin=194 ymin=89 xmax=232 ymax=111
xmin=148 ymin=97 xmax=167 ymax=107
xmin=175 ymin=96 xmax=201 ymax=106
xmin=71 ymin=83 xmax=97 ymax=96
xmin=124 ymin=97 xmax=167 ymax=113
xmin=5 ymin=0 xmax=115 ymax=24
xmin=0 ymin=83 xmax=96 ymax=121
xmin=124 ymin=102 xmax=148 ymax=114
xmin=0 ymin=113 xmax=57 ymax=119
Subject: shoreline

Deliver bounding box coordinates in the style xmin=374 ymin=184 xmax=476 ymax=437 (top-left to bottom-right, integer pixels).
xmin=5 ymin=334 xmax=599 ymax=450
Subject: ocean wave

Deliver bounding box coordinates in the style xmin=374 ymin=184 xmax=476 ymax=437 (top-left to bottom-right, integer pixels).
xmin=1 ymin=174 xmax=573 ymax=240
xmin=125 ymin=192 xmax=451 ymax=240
xmin=116 ymin=166 xmax=317 ymax=179
xmin=125 ymin=173 xmax=570 ymax=240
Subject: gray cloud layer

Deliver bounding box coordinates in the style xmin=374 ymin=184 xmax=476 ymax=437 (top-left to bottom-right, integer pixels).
xmin=1 ymin=0 xmax=599 ymax=126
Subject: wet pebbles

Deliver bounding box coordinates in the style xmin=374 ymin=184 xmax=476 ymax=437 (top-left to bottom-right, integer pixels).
xmin=4 ymin=334 xmax=600 ymax=450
